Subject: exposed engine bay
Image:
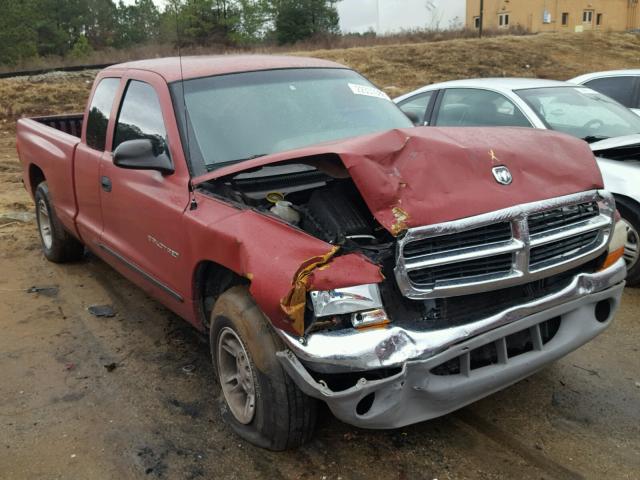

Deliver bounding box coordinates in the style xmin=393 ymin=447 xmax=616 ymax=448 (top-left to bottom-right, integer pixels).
xmin=198 ymin=156 xmax=395 ymax=262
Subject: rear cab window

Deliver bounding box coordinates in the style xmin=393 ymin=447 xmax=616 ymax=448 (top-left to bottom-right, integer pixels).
xmin=113 ymin=80 xmax=169 ymax=156
xmin=86 ymin=78 xmax=120 ymax=151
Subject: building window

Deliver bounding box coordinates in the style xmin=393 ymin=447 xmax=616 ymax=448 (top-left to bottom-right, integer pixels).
xmin=498 ymin=13 xmax=510 ymax=27
xmin=596 ymin=13 xmax=603 ymax=26
xmin=474 ymin=16 xmax=480 ymax=28
xmin=583 ymin=10 xmax=594 ymax=24
xmin=562 ymin=12 xmax=569 ymax=25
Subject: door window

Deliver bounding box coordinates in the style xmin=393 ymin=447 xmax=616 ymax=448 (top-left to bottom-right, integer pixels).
xmin=86 ymin=78 xmax=119 ymax=151
xmin=397 ymin=92 xmax=434 ymax=125
xmin=113 ymin=81 xmax=168 ymax=153
xmin=584 ymin=76 xmax=638 ymax=109
xmin=434 ymin=88 xmax=531 ymax=127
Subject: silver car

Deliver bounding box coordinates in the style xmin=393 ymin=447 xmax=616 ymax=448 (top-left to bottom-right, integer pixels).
xmin=395 ymin=78 xmax=640 ymax=285
xmin=570 ymin=70 xmax=640 ymax=116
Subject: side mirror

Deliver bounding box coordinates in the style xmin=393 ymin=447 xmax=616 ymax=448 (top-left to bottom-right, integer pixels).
xmin=113 ymin=138 xmax=174 ymax=174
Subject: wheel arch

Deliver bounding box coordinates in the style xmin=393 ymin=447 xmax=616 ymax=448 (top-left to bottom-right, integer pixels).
xmin=613 ymin=193 xmax=640 ymax=213
xmin=193 ymin=260 xmax=250 ymax=330
xmin=28 ymin=163 xmax=45 ymax=197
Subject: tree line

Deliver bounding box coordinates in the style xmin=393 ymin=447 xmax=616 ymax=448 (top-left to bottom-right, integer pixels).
xmin=0 ymin=0 xmax=340 ymax=65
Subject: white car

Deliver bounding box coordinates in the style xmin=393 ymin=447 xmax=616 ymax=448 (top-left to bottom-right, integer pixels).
xmin=395 ymin=78 xmax=640 ymax=285
xmin=570 ymin=70 xmax=640 ymax=116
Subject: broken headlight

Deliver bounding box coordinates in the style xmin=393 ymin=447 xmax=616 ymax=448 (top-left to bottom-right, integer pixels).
xmin=309 ymin=284 xmax=389 ymax=329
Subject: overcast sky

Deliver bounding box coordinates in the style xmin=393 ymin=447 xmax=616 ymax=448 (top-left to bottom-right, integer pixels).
xmin=337 ymin=0 xmax=465 ymax=33
xmin=121 ymin=0 xmax=465 ymax=33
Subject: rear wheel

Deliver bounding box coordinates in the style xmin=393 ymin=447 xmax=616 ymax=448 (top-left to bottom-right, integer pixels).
xmin=35 ymin=182 xmax=84 ymax=263
xmin=616 ymin=197 xmax=640 ymax=287
xmin=210 ymin=286 xmax=317 ymax=450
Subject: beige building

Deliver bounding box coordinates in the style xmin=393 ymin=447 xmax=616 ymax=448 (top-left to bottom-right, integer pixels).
xmin=467 ymin=0 xmax=640 ymax=33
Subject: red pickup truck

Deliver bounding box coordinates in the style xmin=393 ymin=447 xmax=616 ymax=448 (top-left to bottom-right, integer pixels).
xmin=17 ymin=56 xmax=628 ymax=450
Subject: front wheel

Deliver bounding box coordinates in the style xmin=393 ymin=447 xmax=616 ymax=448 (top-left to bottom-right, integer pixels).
xmin=616 ymin=197 xmax=640 ymax=287
xmin=35 ymin=182 xmax=84 ymax=263
xmin=210 ymin=286 xmax=317 ymax=450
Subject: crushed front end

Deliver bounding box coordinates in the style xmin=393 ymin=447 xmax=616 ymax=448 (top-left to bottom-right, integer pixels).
xmin=194 ymin=128 xmax=627 ymax=429
xmin=275 ymin=190 xmax=627 ymax=428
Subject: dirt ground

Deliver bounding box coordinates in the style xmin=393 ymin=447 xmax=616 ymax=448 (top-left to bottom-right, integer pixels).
xmin=1 ymin=126 xmax=640 ymax=478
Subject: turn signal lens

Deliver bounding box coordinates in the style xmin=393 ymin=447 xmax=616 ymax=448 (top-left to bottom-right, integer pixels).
xmin=601 ymin=247 xmax=624 ymax=271
xmin=352 ymin=308 xmax=390 ymax=329
xmin=599 ymin=219 xmax=627 ymax=271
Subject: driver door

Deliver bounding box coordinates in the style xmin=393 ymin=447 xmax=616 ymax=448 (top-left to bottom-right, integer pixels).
xmin=98 ymin=72 xmax=192 ymax=312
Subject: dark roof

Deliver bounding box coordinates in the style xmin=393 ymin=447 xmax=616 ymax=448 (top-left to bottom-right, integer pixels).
xmin=106 ymin=55 xmax=347 ymax=82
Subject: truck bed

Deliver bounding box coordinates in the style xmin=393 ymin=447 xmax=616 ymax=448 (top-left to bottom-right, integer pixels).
xmin=31 ymin=113 xmax=83 ymax=138
xmin=17 ymin=115 xmax=84 ymax=238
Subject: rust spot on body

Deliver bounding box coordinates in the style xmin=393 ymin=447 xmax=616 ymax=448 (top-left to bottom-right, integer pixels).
xmin=391 ymin=206 xmax=410 ymax=236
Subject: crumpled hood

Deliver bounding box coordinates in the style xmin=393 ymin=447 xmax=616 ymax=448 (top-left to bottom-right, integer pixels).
xmin=195 ymin=127 xmax=603 ymax=235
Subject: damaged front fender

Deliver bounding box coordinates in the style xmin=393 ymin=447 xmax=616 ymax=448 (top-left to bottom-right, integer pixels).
xmin=187 ymin=193 xmax=384 ymax=336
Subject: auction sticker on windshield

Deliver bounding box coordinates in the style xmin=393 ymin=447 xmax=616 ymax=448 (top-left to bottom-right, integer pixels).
xmin=348 ymin=83 xmax=391 ymax=100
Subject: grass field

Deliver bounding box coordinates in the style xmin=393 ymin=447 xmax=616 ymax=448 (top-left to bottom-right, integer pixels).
xmin=1 ymin=31 xmax=639 ymax=131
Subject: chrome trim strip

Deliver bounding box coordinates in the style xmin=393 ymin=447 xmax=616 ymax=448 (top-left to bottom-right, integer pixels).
xmin=528 ymin=215 xmax=610 ymax=246
xmin=97 ymin=243 xmax=184 ymax=303
xmin=395 ymin=190 xmax=615 ymax=300
xmin=404 ymin=239 xmax=522 ymax=270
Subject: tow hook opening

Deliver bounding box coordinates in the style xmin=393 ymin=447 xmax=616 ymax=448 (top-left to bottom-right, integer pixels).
xmin=595 ymin=299 xmax=612 ymax=323
xmin=356 ymin=393 xmax=376 ymax=416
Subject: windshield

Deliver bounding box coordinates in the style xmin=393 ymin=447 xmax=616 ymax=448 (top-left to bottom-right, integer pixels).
xmin=173 ymin=68 xmax=412 ymax=173
xmin=516 ymin=86 xmax=640 ymax=142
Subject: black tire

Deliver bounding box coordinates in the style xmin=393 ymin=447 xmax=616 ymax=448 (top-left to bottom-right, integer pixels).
xmin=209 ymin=286 xmax=317 ymax=450
xmin=616 ymin=196 xmax=640 ymax=287
xmin=35 ymin=182 xmax=84 ymax=263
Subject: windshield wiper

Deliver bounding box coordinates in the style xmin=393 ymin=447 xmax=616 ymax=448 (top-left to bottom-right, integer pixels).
xmin=206 ymin=154 xmax=268 ymax=172
xmin=582 ymin=135 xmax=609 ymax=143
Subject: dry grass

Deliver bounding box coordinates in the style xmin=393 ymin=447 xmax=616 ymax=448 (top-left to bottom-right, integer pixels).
xmin=306 ymin=31 xmax=640 ymax=97
xmin=0 ymin=28 xmax=524 ymax=75
xmin=1 ymin=32 xmax=639 ymax=131
xmin=0 ymin=71 xmax=95 ymax=133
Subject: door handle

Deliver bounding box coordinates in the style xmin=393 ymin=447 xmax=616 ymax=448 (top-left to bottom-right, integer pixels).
xmin=101 ymin=176 xmax=112 ymax=192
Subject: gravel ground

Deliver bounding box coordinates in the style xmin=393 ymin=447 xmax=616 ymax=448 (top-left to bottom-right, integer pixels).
xmin=1 ymin=135 xmax=639 ymax=479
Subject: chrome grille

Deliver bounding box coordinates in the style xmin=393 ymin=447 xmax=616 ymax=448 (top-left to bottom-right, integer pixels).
xmin=530 ymin=230 xmax=599 ymax=268
xmin=407 ymin=253 xmax=513 ymax=287
xmin=527 ymin=201 xmax=598 ymax=235
xmin=395 ymin=191 xmax=615 ymax=299
xmin=403 ymin=222 xmax=512 ymax=259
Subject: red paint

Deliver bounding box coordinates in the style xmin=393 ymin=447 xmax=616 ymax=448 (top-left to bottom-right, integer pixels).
xmin=196 ymin=127 xmax=603 ymax=234
xmin=16 ymin=56 xmax=604 ymax=336
xmin=107 ymin=55 xmax=346 ymax=83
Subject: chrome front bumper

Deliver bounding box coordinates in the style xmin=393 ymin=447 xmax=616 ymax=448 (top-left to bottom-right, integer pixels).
xmin=276 ymin=259 xmax=626 ymax=429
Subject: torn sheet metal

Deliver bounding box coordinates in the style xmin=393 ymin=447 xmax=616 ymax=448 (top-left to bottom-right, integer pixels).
xmin=280 ymin=246 xmax=339 ymax=335
xmin=186 ymin=199 xmax=383 ymax=335
xmin=308 ymin=253 xmax=384 ymax=292
xmin=194 ymin=127 xmax=603 ymax=236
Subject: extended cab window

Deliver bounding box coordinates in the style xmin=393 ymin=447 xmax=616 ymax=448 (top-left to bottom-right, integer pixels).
xmin=86 ymin=78 xmax=119 ymax=150
xmin=113 ymin=81 xmax=168 ymax=153
xmin=435 ymin=88 xmax=531 ymax=128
